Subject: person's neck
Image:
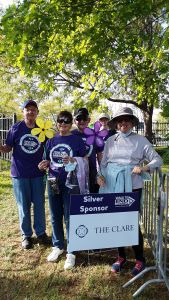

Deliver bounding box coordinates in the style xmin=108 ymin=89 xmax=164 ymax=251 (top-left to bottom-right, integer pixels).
xmin=24 ymin=120 xmax=36 ymax=128
xmin=78 ymin=128 xmax=85 ymax=133
xmin=59 ymin=132 xmax=71 ymax=136
xmin=101 ymin=125 xmax=109 ymax=130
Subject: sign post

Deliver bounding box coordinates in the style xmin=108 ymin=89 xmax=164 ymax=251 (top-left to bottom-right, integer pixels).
xmin=68 ymin=192 xmax=140 ymax=253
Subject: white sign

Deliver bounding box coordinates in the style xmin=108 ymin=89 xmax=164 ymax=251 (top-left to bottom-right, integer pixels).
xmin=68 ymin=193 xmax=139 ymax=252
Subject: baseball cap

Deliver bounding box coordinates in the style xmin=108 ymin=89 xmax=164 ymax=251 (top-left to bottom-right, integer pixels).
xmin=98 ymin=113 xmax=110 ymax=120
xmin=22 ymin=100 xmax=38 ymax=109
xmin=74 ymin=108 xmax=89 ymax=119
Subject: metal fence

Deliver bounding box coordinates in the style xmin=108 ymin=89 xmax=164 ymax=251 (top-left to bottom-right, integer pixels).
xmin=0 ymin=114 xmax=17 ymax=170
xmin=123 ymin=169 xmax=169 ymax=297
xmin=135 ymin=122 xmax=169 ymax=146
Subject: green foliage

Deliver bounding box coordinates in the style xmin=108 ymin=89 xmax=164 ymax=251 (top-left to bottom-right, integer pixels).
xmin=160 ymin=101 xmax=169 ymax=120
xmin=162 ymin=149 xmax=169 ymax=164
xmin=0 ymin=0 xmax=169 ymax=137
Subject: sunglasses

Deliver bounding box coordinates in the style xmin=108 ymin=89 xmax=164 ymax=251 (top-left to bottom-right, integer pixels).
xmin=57 ymin=118 xmax=72 ymax=124
xmin=75 ymin=115 xmax=88 ymax=122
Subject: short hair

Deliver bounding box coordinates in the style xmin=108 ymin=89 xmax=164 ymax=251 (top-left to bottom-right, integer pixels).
xmin=57 ymin=110 xmax=73 ymax=123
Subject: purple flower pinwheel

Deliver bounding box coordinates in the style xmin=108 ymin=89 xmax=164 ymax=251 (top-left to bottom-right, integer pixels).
xmin=84 ymin=121 xmax=108 ymax=147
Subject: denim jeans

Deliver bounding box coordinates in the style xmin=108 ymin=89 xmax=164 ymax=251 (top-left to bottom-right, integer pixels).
xmin=12 ymin=176 xmax=46 ymax=237
xmin=47 ymin=181 xmax=71 ymax=249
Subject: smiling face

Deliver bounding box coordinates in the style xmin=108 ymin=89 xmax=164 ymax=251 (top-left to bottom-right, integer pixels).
xmin=57 ymin=112 xmax=73 ymax=136
xmin=74 ymin=115 xmax=90 ymax=132
xmin=23 ymin=105 xmax=39 ymax=127
xmin=116 ymin=116 xmax=134 ymax=133
xmin=99 ymin=117 xmax=109 ymax=129
xmin=57 ymin=121 xmax=72 ymax=135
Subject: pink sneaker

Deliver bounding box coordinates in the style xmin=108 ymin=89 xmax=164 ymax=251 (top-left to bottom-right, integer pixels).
xmin=131 ymin=260 xmax=145 ymax=276
xmin=111 ymin=256 xmax=127 ymax=273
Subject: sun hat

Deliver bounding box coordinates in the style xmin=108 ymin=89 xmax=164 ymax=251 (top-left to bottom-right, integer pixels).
xmin=108 ymin=107 xmax=139 ymax=127
xmin=98 ymin=113 xmax=110 ymax=120
xmin=22 ymin=100 xmax=38 ymax=109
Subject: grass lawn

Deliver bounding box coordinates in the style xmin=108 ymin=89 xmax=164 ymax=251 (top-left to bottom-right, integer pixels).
xmin=0 ymin=169 xmax=169 ymax=300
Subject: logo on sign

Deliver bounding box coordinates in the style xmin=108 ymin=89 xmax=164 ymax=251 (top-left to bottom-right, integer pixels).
xmin=75 ymin=225 xmax=88 ymax=238
xmin=115 ymin=196 xmax=135 ymax=207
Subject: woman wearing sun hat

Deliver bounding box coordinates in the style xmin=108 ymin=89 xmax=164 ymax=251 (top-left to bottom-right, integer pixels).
xmin=97 ymin=107 xmax=163 ymax=276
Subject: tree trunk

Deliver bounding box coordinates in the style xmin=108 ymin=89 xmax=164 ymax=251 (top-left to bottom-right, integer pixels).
xmin=141 ymin=105 xmax=153 ymax=143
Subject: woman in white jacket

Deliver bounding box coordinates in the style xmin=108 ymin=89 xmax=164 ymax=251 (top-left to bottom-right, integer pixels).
xmin=97 ymin=107 xmax=163 ymax=276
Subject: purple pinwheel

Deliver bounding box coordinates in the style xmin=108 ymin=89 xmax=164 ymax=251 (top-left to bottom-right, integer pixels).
xmin=84 ymin=121 xmax=108 ymax=147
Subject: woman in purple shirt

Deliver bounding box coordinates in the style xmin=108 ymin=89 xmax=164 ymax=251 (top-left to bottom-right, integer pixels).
xmin=38 ymin=110 xmax=86 ymax=270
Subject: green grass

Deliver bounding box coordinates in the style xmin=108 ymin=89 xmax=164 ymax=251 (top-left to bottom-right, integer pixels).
xmin=0 ymin=170 xmax=169 ymax=300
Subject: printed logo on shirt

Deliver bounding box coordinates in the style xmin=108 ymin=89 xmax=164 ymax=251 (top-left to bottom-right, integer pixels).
xmin=19 ymin=134 xmax=41 ymax=154
xmin=82 ymin=137 xmax=93 ymax=157
xmin=50 ymin=143 xmax=73 ymax=168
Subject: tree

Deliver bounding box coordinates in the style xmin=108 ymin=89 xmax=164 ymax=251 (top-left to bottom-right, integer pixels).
xmin=1 ymin=0 xmax=169 ymax=140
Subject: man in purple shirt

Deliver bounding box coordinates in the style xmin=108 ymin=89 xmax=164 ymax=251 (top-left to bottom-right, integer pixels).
xmin=72 ymin=108 xmax=103 ymax=193
xmin=0 ymin=100 xmax=49 ymax=249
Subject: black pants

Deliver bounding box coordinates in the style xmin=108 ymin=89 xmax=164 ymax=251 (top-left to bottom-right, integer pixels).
xmin=117 ymin=189 xmax=145 ymax=262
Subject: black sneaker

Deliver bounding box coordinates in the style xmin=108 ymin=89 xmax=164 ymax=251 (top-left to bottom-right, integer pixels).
xmin=37 ymin=233 xmax=51 ymax=245
xmin=22 ymin=237 xmax=33 ymax=249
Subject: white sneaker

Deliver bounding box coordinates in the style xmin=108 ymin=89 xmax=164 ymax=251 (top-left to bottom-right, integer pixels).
xmin=47 ymin=247 xmax=64 ymax=262
xmin=64 ymin=253 xmax=76 ymax=270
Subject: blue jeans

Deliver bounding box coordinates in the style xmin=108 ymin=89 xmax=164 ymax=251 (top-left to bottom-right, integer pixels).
xmin=12 ymin=177 xmax=46 ymax=237
xmin=47 ymin=182 xmax=71 ymax=249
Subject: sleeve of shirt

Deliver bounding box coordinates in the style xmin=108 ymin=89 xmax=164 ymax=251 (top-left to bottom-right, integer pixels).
xmin=5 ymin=126 xmax=15 ymax=147
xmin=78 ymin=137 xmax=87 ymax=157
xmin=142 ymin=138 xmax=163 ymax=171
xmin=100 ymin=138 xmax=111 ymax=168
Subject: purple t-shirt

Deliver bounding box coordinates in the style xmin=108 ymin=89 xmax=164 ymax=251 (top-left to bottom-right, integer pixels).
xmin=45 ymin=133 xmax=86 ymax=183
xmin=6 ymin=121 xmax=45 ymax=178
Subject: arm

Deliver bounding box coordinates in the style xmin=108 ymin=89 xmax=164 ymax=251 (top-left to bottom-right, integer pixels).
xmin=132 ymin=137 xmax=163 ymax=174
xmin=96 ymin=151 xmax=103 ymax=166
xmin=0 ymin=143 xmax=12 ymax=153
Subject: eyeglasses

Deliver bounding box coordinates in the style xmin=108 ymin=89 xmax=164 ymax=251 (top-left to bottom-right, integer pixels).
xmin=57 ymin=118 xmax=72 ymax=124
xmin=75 ymin=115 xmax=88 ymax=122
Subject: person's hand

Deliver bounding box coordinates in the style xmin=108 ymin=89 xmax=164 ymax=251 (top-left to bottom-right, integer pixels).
xmin=38 ymin=160 xmax=49 ymax=171
xmin=97 ymin=175 xmax=106 ymax=187
xmin=132 ymin=165 xmax=149 ymax=174
xmin=62 ymin=156 xmax=76 ymax=165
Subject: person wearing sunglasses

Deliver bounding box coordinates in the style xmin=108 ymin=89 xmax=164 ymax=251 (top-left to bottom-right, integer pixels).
xmin=38 ymin=110 xmax=86 ymax=270
xmin=72 ymin=108 xmax=103 ymax=193
xmin=97 ymin=107 xmax=163 ymax=276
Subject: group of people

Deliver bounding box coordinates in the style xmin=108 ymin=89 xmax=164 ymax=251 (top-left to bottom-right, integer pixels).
xmin=0 ymin=100 xmax=163 ymax=275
